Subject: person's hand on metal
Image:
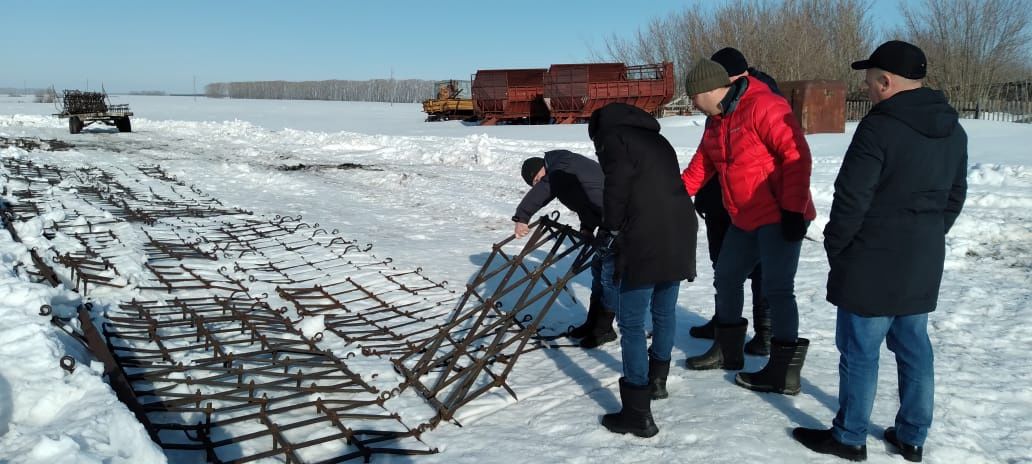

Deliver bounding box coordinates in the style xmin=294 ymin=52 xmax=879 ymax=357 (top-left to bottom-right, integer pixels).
xmin=593 ymin=229 xmax=619 ymax=258
xmin=514 ymin=222 xmax=530 ymax=238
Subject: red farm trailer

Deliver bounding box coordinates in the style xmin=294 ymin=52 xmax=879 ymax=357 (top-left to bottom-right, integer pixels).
xmin=543 ymin=62 xmax=676 ymax=123
xmin=471 ymin=68 xmax=549 ymax=125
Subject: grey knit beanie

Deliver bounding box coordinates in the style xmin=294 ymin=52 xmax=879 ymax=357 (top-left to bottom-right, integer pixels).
xmin=685 ymin=58 xmax=730 ymax=96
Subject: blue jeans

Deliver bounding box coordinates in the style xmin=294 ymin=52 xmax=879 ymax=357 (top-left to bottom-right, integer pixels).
xmin=714 ymin=223 xmax=801 ymax=340
xmin=590 ymin=253 xmax=619 ymax=311
xmin=832 ymin=308 xmax=934 ymax=447
xmin=615 ymin=280 xmax=680 ymax=387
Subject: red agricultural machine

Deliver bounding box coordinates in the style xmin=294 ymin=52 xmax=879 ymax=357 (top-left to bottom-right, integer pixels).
xmin=544 ymin=62 xmax=675 ymax=123
xmin=466 ymin=61 xmax=675 ymax=125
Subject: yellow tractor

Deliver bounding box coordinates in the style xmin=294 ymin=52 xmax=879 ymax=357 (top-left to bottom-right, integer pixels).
xmin=422 ymin=80 xmax=474 ymax=121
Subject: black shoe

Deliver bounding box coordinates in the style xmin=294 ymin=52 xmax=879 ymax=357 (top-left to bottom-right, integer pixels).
xmin=792 ymin=427 xmax=867 ymax=461
xmin=744 ymin=300 xmax=771 ymax=356
xmin=601 ymin=378 xmax=659 ymax=437
xmin=688 ymin=317 xmax=716 ymax=339
xmin=579 ymin=310 xmax=616 ymax=348
xmin=569 ymin=296 xmax=603 ymax=339
xmin=647 ymin=356 xmax=670 ymax=400
xmin=735 ymin=338 xmax=809 ymax=395
xmin=685 ymin=318 xmax=747 ymax=370
xmin=884 ymin=427 xmax=923 ymax=462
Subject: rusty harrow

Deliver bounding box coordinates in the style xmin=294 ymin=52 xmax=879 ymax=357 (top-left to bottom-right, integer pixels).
xmin=99 ymin=295 xmax=437 ymax=462
xmin=3 ymin=157 xmax=605 ymax=461
xmin=390 ymin=215 xmax=592 ymax=426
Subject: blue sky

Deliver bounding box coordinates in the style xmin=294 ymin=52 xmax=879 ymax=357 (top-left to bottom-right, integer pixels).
xmin=1 ymin=0 xmax=910 ymax=93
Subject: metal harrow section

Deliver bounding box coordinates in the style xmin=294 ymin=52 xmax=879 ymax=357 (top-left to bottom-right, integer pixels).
xmin=276 ymin=270 xmax=458 ymax=358
xmin=391 ymin=216 xmax=592 ymax=426
xmin=106 ymin=296 xmax=434 ymax=462
xmin=2 ymin=156 xmax=598 ymax=461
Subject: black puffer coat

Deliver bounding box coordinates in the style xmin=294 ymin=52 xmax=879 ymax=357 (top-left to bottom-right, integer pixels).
xmin=588 ymin=103 xmax=698 ymax=286
xmin=824 ymin=88 xmax=967 ymax=316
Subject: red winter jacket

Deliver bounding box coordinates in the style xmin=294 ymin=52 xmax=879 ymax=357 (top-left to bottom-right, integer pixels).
xmin=681 ymin=76 xmax=817 ymax=231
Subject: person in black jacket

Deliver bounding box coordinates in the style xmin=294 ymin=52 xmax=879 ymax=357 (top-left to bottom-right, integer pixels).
xmin=587 ymin=103 xmax=697 ymax=438
xmin=793 ymin=41 xmax=968 ymax=463
xmin=687 ymin=47 xmax=779 ymax=357
xmin=513 ymin=149 xmax=616 ymax=348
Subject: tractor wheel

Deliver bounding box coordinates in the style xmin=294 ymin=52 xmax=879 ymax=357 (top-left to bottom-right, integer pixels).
xmin=116 ymin=117 xmax=132 ymax=133
xmin=69 ymin=116 xmax=82 ymax=134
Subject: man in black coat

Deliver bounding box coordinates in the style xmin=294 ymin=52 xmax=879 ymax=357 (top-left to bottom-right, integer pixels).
xmin=588 ymin=103 xmax=697 ymax=438
xmin=513 ymin=149 xmax=616 ymax=348
xmin=793 ymin=41 xmax=968 ymax=463
xmin=688 ymin=47 xmax=779 ymax=356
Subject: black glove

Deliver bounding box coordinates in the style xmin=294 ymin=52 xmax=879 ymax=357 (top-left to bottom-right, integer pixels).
xmin=593 ymin=230 xmax=619 ymax=258
xmin=781 ymin=209 xmax=808 ymax=242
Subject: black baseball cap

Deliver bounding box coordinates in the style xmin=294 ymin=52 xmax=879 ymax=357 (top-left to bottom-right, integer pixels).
xmin=851 ymin=40 xmax=927 ymax=79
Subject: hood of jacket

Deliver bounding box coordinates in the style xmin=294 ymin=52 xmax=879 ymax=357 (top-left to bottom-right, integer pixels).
xmin=870 ymin=87 xmax=959 ymax=138
xmin=588 ymin=102 xmax=660 ymax=142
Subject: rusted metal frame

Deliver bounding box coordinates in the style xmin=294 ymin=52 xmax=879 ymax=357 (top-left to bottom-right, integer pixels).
xmin=443 ymin=217 xmax=562 ymax=322
xmin=140 ymin=263 xmax=246 ymax=292
xmin=52 ymin=251 xmax=126 ymax=294
xmin=322 ymin=279 xmax=447 ymax=346
xmin=50 ymin=215 xmax=124 ymax=233
xmin=137 ymin=165 xmax=185 ymax=185
xmin=76 ymin=307 xmax=162 ymax=443
xmin=158 ymin=399 xmax=434 ymax=461
xmin=403 ymin=250 xmax=587 ymax=420
xmin=143 ymin=235 xmax=218 ymax=261
xmin=0 ymin=158 xmax=66 ymax=182
xmin=391 ymin=219 xmax=589 ymax=420
xmin=495 ymin=244 xmax=579 ymax=306
xmin=382 ymin=271 xmax=448 ymax=294
xmin=132 ymin=367 xmax=366 ymax=405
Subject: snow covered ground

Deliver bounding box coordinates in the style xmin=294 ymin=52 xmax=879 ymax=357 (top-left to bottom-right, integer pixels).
xmin=1 ymin=95 xmax=1030 ymax=463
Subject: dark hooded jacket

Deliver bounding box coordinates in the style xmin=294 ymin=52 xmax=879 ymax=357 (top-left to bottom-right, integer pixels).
xmin=588 ymin=103 xmax=698 ymax=286
xmin=513 ymin=150 xmax=604 ymax=231
xmin=825 ymin=87 xmax=968 ymax=316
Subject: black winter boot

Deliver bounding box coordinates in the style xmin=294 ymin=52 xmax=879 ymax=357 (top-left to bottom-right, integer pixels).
xmin=735 ymin=338 xmax=809 ymax=395
xmin=648 ymin=357 xmax=670 ymax=400
xmin=579 ymin=309 xmax=616 ymax=348
xmin=569 ymin=296 xmax=602 ymax=339
xmin=688 ymin=317 xmax=716 ymax=339
xmin=744 ymin=299 xmax=771 ymax=356
xmin=685 ymin=318 xmax=747 ymax=370
xmin=601 ymin=378 xmax=659 ymax=437
xmin=884 ymin=427 xmax=923 ymax=462
xmin=792 ymin=427 xmax=867 ymax=461
xmin=688 ymin=296 xmax=718 ymax=339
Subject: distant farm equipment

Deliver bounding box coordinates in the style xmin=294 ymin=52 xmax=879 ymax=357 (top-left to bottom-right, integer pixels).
xmin=455 ymin=61 xmax=675 ymax=126
xmin=421 ymin=80 xmax=474 ymax=121
xmin=55 ymin=90 xmax=133 ymax=134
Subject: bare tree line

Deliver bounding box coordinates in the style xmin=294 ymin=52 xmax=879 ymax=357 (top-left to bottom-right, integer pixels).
xmin=896 ymin=0 xmax=1032 ymax=102
xmin=595 ymin=0 xmax=1032 ymax=102
xmin=204 ymin=79 xmax=437 ymax=103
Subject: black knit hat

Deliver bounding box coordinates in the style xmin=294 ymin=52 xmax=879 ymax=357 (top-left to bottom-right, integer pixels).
xmin=711 ymin=47 xmax=748 ymax=76
xmin=521 ymin=157 xmax=545 ymax=186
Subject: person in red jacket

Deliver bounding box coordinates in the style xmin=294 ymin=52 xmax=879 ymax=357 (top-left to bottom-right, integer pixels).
xmin=680 ymin=58 xmax=817 ymax=395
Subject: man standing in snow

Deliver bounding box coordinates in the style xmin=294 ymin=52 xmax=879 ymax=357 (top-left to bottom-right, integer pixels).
xmin=688 ymin=47 xmax=781 ymax=357
xmin=680 ymin=58 xmax=816 ymax=396
xmin=589 ymin=102 xmax=697 ymax=438
xmin=793 ymin=41 xmax=968 ymax=462
xmin=513 ymin=149 xmax=616 ymax=348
